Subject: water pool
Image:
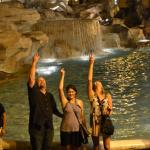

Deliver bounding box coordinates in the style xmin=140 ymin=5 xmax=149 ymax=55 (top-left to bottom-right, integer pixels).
xmin=0 ymin=48 xmax=150 ymax=141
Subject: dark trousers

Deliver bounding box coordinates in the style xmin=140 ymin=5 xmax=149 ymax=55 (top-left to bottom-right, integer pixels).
xmin=29 ymin=127 xmax=54 ymax=150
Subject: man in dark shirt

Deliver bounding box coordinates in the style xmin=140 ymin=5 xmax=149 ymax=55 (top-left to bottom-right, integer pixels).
xmin=0 ymin=103 xmax=6 ymax=137
xmin=27 ymin=53 xmax=63 ymax=150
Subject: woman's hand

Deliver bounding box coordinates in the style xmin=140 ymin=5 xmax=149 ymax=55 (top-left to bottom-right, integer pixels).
xmin=89 ymin=53 xmax=94 ymax=64
xmin=60 ymin=68 xmax=65 ymax=76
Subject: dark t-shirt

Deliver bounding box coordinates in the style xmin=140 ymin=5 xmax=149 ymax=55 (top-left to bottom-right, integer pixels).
xmin=27 ymin=83 xmax=62 ymax=129
xmin=0 ymin=103 xmax=5 ymax=127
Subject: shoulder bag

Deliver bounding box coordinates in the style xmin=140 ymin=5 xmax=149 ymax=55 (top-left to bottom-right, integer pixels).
xmin=72 ymin=108 xmax=89 ymax=144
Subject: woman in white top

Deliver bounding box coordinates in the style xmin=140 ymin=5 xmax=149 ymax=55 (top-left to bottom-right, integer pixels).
xmin=88 ymin=53 xmax=113 ymax=150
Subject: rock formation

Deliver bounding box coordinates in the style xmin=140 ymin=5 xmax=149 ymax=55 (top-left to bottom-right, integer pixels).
xmin=0 ymin=1 xmax=48 ymax=73
xmin=0 ymin=0 xmax=150 ymax=75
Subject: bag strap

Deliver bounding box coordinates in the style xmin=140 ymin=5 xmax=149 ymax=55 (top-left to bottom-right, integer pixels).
xmin=70 ymin=102 xmax=81 ymax=125
xmin=97 ymin=93 xmax=106 ymax=105
xmin=70 ymin=103 xmax=90 ymax=137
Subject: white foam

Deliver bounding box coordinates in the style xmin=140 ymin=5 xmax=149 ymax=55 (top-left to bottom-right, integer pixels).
xmin=39 ymin=58 xmax=56 ymax=63
xmin=36 ymin=66 xmax=58 ymax=75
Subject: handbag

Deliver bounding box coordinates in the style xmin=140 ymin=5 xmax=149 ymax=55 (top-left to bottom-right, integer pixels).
xmin=101 ymin=116 xmax=114 ymax=135
xmin=79 ymin=121 xmax=89 ymax=144
xmin=72 ymin=109 xmax=89 ymax=144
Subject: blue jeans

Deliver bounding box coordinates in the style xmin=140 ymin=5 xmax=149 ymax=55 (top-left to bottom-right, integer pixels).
xmin=29 ymin=127 xmax=54 ymax=150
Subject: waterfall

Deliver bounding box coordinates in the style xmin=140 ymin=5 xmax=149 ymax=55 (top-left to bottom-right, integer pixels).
xmin=32 ymin=19 xmax=102 ymax=58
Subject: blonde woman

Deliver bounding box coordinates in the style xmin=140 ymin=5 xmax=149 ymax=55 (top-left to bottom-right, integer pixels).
xmin=88 ymin=53 xmax=113 ymax=150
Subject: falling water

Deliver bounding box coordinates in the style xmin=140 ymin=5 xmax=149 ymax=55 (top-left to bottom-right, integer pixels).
xmin=32 ymin=19 xmax=102 ymax=58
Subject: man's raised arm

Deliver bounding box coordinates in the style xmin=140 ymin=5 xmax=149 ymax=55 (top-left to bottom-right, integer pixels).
xmin=28 ymin=53 xmax=40 ymax=88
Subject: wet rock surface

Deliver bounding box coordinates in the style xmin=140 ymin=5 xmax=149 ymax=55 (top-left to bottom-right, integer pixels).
xmin=0 ymin=0 xmax=150 ymax=76
xmin=0 ymin=71 xmax=15 ymax=83
xmin=0 ymin=1 xmax=48 ymax=74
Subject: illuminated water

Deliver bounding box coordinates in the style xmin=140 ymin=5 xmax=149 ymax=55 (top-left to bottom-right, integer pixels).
xmin=0 ymin=48 xmax=150 ymax=142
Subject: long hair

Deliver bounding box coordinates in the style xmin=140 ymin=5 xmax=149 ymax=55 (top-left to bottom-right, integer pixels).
xmin=93 ymin=81 xmax=105 ymax=94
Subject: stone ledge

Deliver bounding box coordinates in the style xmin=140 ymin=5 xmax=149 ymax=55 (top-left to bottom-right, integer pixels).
xmin=0 ymin=139 xmax=150 ymax=150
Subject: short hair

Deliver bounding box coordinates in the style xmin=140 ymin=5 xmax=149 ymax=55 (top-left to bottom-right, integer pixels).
xmin=66 ymin=84 xmax=77 ymax=93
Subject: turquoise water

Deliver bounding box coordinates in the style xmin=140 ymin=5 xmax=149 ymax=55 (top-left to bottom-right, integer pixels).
xmin=0 ymin=48 xmax=150 ymax=141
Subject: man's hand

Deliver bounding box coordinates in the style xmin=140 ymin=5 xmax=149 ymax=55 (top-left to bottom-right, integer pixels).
xmin=28 ymin=52 xmax=40 ymax=88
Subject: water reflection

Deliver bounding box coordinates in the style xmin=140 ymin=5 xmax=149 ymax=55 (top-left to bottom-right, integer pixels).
xmin=102 ymin=49 xmax=150 ymax=139
xmin=37 ymin=66 xmax=59 ymax=75
xmin=37 ymin=59 xmax=62 ymax=75
xmin=40 ymin=58 xmax=57 ymax=63
xmin=0 ymin=48 xmax=150 ymax=141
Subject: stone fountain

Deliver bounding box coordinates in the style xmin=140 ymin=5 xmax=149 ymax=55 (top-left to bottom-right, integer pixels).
xmin=32 ymin=19 xmax=102 ymax=58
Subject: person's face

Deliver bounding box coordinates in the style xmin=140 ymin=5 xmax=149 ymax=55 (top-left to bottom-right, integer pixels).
xmin=67 ymin=88 xmax=76 ymax=100
xmin=94 ymin=81 xmax=103 ymax=92
xmin=37 ymin=77 xmax=46 ymax=89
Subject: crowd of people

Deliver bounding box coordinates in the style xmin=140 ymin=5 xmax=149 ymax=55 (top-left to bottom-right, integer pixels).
xmin=0 ymin=51 xmax=114 ymax=150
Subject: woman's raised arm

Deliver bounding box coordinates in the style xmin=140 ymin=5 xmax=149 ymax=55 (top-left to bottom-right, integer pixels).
xmin=88 ymin=53 xmax=95 ymax=100
xmin=59 ymin=68 xmax=68 ymax=109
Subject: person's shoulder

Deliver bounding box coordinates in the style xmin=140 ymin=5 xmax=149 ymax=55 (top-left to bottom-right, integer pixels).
xmin=105 ymin=91 xmax=111 ymax=96
xmin=76 ymin=99 xmax=83 ymax=106
xmin=47 ymin=92 xmax=55 ymax=99
xmin=105 ymin=91 xmax=112 ymax=100
xmin=76 ymin=98 xmax=83 ymax=102
xmin=89 ymin=91 xmax=96 ymax=99
xmin=47 ymin=91 xmax=53 ymax=96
